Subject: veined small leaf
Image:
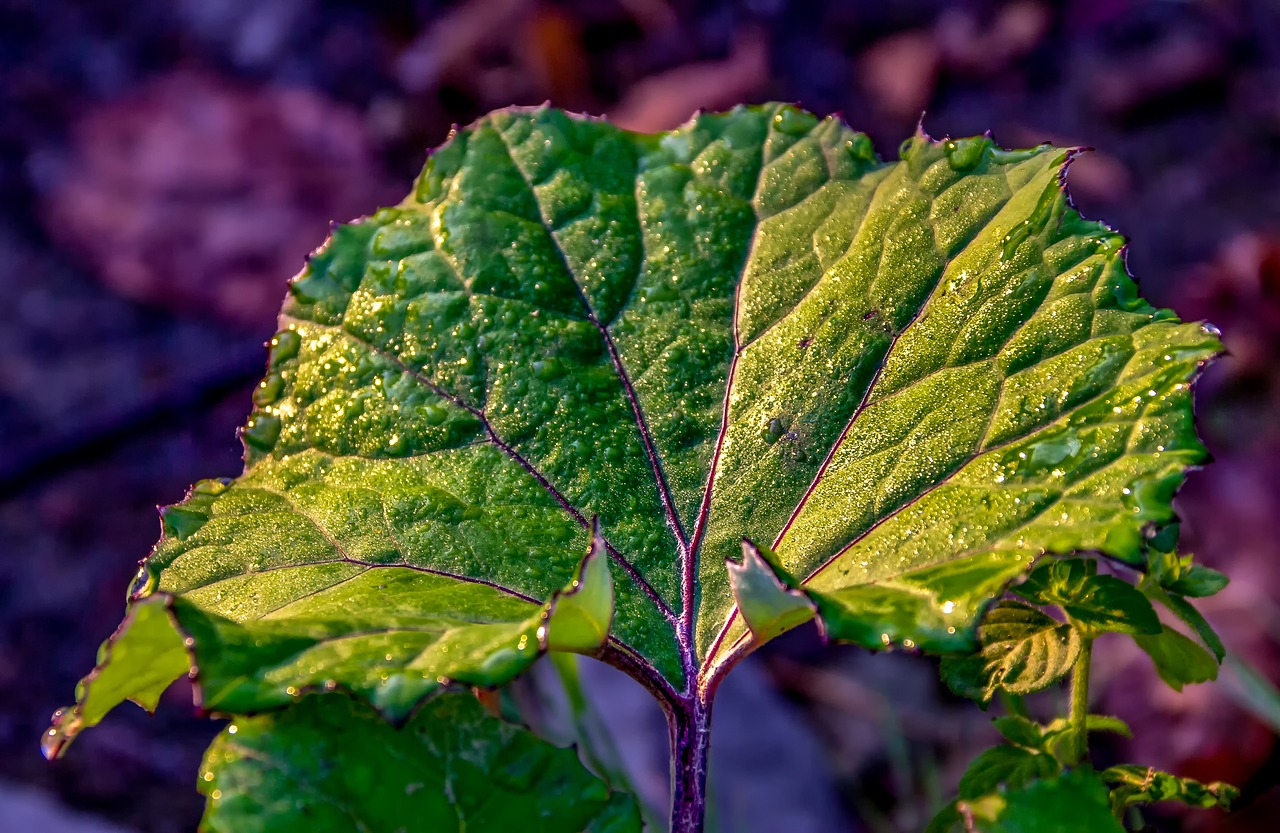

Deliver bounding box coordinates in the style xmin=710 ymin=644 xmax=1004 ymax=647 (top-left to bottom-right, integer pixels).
xmin=1015 ymin=558 xmax=1160 ymax=635
xmin=199 ymin=693 xmax=640 ymax=833
xmin=942 ymin=601 xmax=1081 ymax=701
xmin=1136 ymin=627 xmax=1219 ymax=690
xmin=1101 ymin=764 xmax=1238 ymax=811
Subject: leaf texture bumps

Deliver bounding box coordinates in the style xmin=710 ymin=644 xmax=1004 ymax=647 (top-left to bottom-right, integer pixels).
xmin=54 ymin=104 xmax=1217 ymax=746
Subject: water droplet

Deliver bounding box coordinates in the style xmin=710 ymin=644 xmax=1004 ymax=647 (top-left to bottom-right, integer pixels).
xmin=42 ymin=707 xmax=80 ymax=760
xmin=242 ymin=414 xmax=281 ymax=451
xmin=772 ymin=106 xmax=817 ymax=136
xmin=268 ymin=330 xmax=302 ymax=369
xmin=944 ymin=137 xmax=988 ymax=171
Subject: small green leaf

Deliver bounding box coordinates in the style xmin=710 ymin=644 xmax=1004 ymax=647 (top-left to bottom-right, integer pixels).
xmin=1016 ymin=558 xmax=1160 ymax=635
xmin=942 ymin=601 xmax=1081 ymax=702
xmin=1146 ymin=550 xmax=1229 ymax=598
xmin=544 ymin=525 xmax=615 ymax=652
xmin=1038 ymin=715 xmax=1132 ymax=764
xmin=1169 ymin=564 xmax=1229 ymax=598
xmin=727 ymin=540 xmax=814 ymax=642
xmin=987 ymin=769 xmax=1126 ymax=833
xmin=1101 ymin=764 xmax=1238 ymax=811
xmin=958 ymin=745 xmax=1058 ymax=799
xmin=1135 ymin=627 xmax=1219 ymax=691
xmin=199 ymin=693 xmax=640 ymax=833
xmin=991 ymin=715 xmax=1044 ymax=749
xmin=1064 ymin=575 xmax=1161 ymax=635
xmin=1141 ymin=579 xmax=1225 ymax=661
xmin=1083 ymin=715 xmax=1132 ymax=738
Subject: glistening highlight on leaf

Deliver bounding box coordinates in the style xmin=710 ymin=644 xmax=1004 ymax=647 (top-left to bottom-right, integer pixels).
xmin=48 ymin=104 xmax=1223 ymax=832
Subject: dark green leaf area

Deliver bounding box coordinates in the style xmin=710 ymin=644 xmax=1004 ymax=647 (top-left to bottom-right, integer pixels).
xmin=932 ymin=769 xmax=1124 ymax=833
xmin=1140 ymin=579 xmax=1225 ymax=662
xmin=1136 ymin=627 xmax=1219 ymax=690
xmin=958 ymin=746 xmax=1059 ymax=799
xmin=991 ymin=714 xmax=1130 ymax=765
xmin=992 ymin=715 xmax=1044 ymax=749
xmin=1015 ymin=558 xmax=1160 ymax=635
xmin=199 ymin=693 xmax=640 ymax=833
xmin=1146 ymin=550 xmax=1229 ymax=598
xmin=1101 ymin=765 xmax=1238 ymax=811
xmin=941 ymin=602 xmax=1080 ymax=702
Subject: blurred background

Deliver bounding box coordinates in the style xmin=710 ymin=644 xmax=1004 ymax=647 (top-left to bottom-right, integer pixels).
xmin=2 ymin=0 xmax=1280 ymax=830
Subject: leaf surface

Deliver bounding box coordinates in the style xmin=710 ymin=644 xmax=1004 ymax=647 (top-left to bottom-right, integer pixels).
xmin=56 ymin=104 xmax=1217 ymax=731
xmin=1101 ymin=764 xmax=1237 ymax=811
xmin=931 ymin=768 xmax=1124 ymax=833
xmin=942 ymin=601 xmax=1081 ymax=701
xmin=198 ymin=693 xmax=639 ymax=833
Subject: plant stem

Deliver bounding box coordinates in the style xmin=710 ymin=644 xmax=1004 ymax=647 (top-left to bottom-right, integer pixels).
xmin=1069 ymin=634 xmax=1094 ymax=766
xmin=668 ymin=695 xmax=713 ymax=833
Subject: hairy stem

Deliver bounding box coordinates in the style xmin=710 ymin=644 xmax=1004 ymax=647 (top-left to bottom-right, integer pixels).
xmin=1069 ymin=634 xmax=1094 ymax=766
xmin=668 ymin=695 xmax=713 ymax=833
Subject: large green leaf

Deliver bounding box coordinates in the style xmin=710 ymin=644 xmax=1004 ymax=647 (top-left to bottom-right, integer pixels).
xmin=55 ymin=104 xmax=1215 ymax=748
xmin=199 ymin=692 xmax=640 ymax=832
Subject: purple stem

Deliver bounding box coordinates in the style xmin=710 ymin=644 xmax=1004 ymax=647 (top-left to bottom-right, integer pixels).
xmin=667 ymin=694 xmax=713 ymax=833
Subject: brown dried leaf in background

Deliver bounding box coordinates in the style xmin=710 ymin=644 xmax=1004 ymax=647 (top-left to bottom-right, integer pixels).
xmin=858 ymin=30 xmax=940 ymax=122
xmin=41 ymin=73 xmax=396 ymax=329
xmin=610 ymin=29 xmax=768 ymax=133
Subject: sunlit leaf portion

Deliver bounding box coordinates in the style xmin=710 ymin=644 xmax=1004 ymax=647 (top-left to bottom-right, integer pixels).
xmin=199 ymin=693 xmax=640 ymax=833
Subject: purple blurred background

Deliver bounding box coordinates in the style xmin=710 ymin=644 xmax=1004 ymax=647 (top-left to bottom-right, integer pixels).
xmin=2 ymin=1 xmax=1279 ymax=830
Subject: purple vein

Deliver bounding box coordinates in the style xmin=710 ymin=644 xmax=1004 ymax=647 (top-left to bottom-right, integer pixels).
xmin=490 ymin=126 xmax=690 ymax=561
xmin=800 ymin=363 xmax=1153 ymax=590
xmin=280 ymin=316 xmax=676 ymax=623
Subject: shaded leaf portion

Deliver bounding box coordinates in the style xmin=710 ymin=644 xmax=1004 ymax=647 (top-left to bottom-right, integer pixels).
xmin=930 ymin=768 xmax=1124 ymax=833
xmin=942 ymin=601 xmax=1080 ymax=702
xmin=50 ymin=528 xmax=614 ymax=754
xmin=1135 ymin=627 xmax=1219 ymax=690
xmin=1141 ymin=578 xmax=1226 ymax=662
xmin=1101 ymin=765 xmax=1237 ymax=811
xmin=199 ymin=693 xmax=640 ymax=833
xmin=957 ymin=746 xmax=1058 ymax=799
